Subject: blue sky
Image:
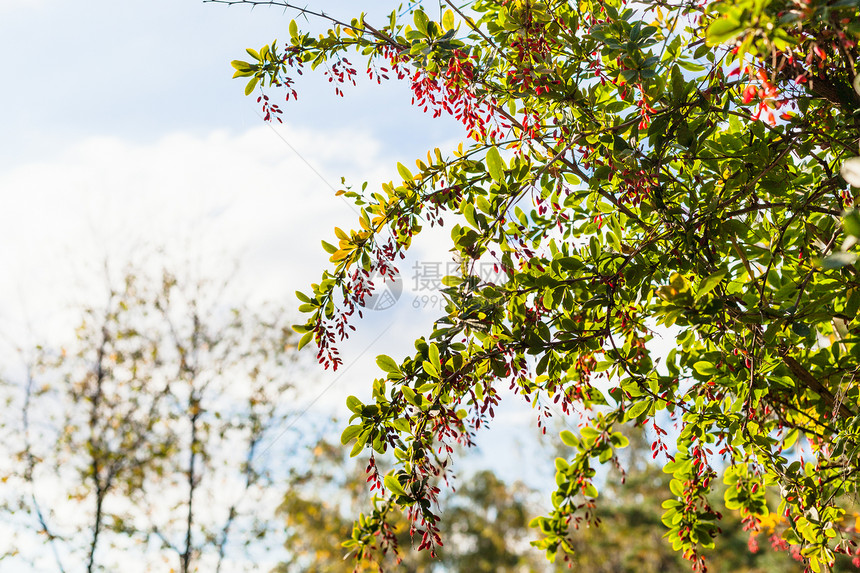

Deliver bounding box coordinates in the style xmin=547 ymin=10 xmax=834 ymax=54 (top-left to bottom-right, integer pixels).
xmin=0 ymin=0 xmax=460 ymax=168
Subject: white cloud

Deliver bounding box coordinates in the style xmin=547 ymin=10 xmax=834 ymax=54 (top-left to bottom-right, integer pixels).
xmin=0 ymin=122 xmax=438 ymax=415
xmin=0 ymin=124 xmax=388 ymax=336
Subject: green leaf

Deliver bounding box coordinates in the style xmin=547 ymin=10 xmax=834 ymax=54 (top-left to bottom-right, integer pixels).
xmin=626 ymin=399 xmax=651 ymax=420
xmin=844 ymin=208 xmax=860 ymax=236
xmin=402 ymin=385 xmax=421 ymax=406
xmin=413 ymin=10 xmax=430 ymax=35
xmin=486 ymin=147 xmax=505 ymax=182
xmin=693 ymin=361 xmax=717 ymax=376
xmin=442 ymin=9 xmax=455 ymax=30
xmin=231 ymin=60 xmax=254 ymax=71
xmin=376 ymin=355 xmax=402 ymax=375
xmin=289 ymin=19 xmax=298 ymax=38
xmin=231 ymin=60 xmax=256 ymax=78
xmin=560 ymin=430 xmax=579 ymax=447
xmin=791 ymin=322 xmax=811 ymax=337
xmin=847 ymin=288 xmax=860 ymax=316
xmin=696 ymin=267 xmax=727 ymax=299
xmin=677 ymin=60 xmax=705 ymax=72
xmin=580 ymin=427 xmax=599 ymax=440
xmin=610 ymin=432 xmax=629 ymax=448
xmin=346 ymin=396 xmax=363 ymax=414
xmin=783 ymin=429 xmax=799 ymax=449
xmin=422 ymin=360 xmax=440 ymax=378
xmin=428 ymin=343 xmax=441 ymax=372
xmin=244 ymin=76 xmax=260 ymax=96
xmin=706 ymin=17 xmax=742 ymax=45
xmin=340 ymin=424 xmax=362 ymax=444
xmin=384 ymin=474 xmax=407 ymax=496
xmin=297 ymin=331 xmax=313 ymax=350
xmin=397 ymin=162 xmax=413 ymax=182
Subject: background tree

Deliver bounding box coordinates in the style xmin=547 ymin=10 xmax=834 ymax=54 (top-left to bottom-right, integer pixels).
xmin=277 ymin=428 xmax=832 ymax=572
xmin=275 ymin=438 xmax=565 ymax=573
xmin=224 ymin=0 xmax=860 ymax=570
xmin=1 ymin=260 xmax=302 ymax=572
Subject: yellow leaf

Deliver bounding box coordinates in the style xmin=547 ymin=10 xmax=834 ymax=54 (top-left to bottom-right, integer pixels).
xmin=330 ymin=250 xmax=351 ymax=262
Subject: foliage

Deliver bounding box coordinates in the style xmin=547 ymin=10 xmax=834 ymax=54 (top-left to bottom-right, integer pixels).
xmin=277 ymin=430 xmax=832 ymax=572
xmin=226 ymin=0 xmax=860 ymax=570
xmin=275 ymin=439 xmax=555 ymax=572
xmin=557 ymin=427 xmax=799 ymax=572
xmin=1 ymin=262 xmax=299 ymax=572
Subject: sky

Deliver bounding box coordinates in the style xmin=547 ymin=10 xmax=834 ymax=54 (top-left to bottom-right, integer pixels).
xmin=0 ymin=1 xmax=569 ymax=568
xmin=0 ymin=0 xmax=456 ymax=402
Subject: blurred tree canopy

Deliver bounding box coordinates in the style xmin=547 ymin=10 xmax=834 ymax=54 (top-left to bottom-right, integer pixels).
xmin=276 ymin=439 xmax=552 ymax=572
xmin=1 ymin=261 xmax=301 ymax=572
